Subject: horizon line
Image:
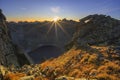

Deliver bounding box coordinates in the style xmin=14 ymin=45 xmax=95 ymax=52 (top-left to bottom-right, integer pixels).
xmin=7 ymin=18 xmax=79 ymax=23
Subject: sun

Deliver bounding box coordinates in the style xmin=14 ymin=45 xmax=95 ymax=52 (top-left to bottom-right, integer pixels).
xmin=47 ymin=16 xmax=69 ymax=39
xmin=53 ymin=16 xmax=59 ymax=22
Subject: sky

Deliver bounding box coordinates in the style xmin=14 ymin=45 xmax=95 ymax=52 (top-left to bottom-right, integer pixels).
xmin=0 ymin=0 xmax=120 ymax=22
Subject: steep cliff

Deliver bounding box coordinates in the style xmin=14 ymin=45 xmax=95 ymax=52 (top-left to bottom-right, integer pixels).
xmin=0 ymin=21 xmax=19 ymax=67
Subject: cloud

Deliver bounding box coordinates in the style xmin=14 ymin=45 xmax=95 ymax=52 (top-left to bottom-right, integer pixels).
xmin=21 ymin=8 xmax=27 ymax=10
xmin=51 ymin=6 xmax=60 ymax=13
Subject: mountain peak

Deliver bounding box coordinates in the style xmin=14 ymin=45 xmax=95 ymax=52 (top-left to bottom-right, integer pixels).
xmin=66 ymin=14 xmax=120 ymax=50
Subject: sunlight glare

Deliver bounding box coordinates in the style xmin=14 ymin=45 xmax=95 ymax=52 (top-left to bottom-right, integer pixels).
xmin=53 ymin=16 xmax=59 ymax=22
xmin=47 ymin=16 xmax=69 ymax=40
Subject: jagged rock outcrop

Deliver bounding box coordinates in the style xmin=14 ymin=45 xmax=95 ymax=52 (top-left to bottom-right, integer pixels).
xmin=66 ymin=14 xmax=120 ymax=49
xmin=0 ymin=19 xmax=19 ymax=67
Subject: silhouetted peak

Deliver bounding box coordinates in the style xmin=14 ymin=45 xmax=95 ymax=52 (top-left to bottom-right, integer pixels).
xmin=66 ymin=14 xmax=120 ymax=50
xmin=80 ymin=14 xmax=119 ymax=25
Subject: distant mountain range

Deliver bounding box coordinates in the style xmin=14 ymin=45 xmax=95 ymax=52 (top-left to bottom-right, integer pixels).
xmin=8 ymin=20 xmax=77 ymax=52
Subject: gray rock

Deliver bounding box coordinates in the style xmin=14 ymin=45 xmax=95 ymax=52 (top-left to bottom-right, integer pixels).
xmin=0 ymin=20 xmax=19 ymax=67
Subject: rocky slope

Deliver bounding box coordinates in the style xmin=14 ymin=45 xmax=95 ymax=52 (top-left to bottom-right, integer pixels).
xmin=1 ymin=14 xmax=120 ymax=80
xmin=0 ymin=21 xmax=19 ymax=67
xmin=0 ymin=19 xmax=30 ymax=80
xmin=1 ymin=46 xmax=120 ymax=80
xmin=66 ymin=14 xmax=120 ymax=50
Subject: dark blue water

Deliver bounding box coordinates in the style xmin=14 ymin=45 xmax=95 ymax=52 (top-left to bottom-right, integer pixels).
xmin=28 ymin=45 xmax=63 ymax=64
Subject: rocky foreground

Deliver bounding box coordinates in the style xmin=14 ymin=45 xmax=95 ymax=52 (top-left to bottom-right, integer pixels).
xmin=0 ymin=14 xmax=120 ymax=80
xmin=0 ymin=46 xmax=120 ymax=80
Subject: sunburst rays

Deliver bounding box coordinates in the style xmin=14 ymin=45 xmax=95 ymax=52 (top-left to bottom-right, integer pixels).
xmin=47 ymin=20 xmax=69 ymax=40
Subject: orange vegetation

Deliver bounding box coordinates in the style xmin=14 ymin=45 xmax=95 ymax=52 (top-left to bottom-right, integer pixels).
xmin=4 ymin=72 xmax=26 ymax=80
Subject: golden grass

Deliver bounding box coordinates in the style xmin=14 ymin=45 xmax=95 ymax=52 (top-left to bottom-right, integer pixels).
xmin=4 ymin=72 xmax=26 ymax=80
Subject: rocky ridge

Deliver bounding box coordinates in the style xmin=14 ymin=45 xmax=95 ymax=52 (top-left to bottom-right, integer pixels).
xmin=66 ymin=14 xmax=120 ymax=50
